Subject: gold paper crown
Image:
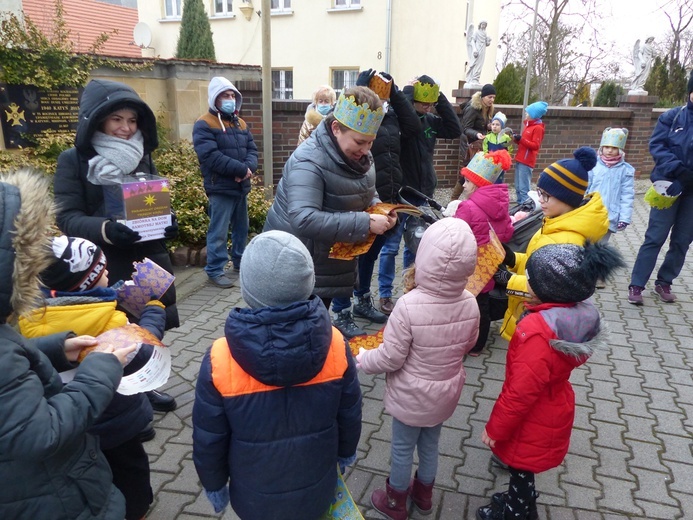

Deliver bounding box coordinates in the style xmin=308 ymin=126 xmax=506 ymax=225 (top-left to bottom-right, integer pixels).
xmin=369 ymin=74 xmax=392 ymax=100
xmin=413 ymin=81 xmax=440 ymax=103
xmin=333 ymin=93 xmax=385 ymax=136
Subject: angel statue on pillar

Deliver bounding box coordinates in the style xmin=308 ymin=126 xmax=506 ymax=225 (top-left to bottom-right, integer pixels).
xmin=466 ymin=20 xmax=492 ymax=87
xmin=629 ymin=36 xmax=655 ymax=93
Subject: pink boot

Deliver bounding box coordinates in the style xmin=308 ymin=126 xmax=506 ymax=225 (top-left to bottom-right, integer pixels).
xmin=371 ymin=478 xmax=409 ymax=520
xmin=410 ymin=471 xmax=434 ymax=515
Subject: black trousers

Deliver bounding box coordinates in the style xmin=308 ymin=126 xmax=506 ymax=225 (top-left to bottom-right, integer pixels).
xmin=103 ymin=436 xmax=153 ymax=520
xmin=506 ymin=466 xmax=536 ymax=519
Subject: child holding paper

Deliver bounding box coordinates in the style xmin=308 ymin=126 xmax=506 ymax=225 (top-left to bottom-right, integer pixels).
xmin=18 ymin=235 xmax=167 ymax=520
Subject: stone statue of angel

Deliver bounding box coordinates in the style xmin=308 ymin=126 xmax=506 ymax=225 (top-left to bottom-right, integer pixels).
xmin=466 ymin=21 xmax=492 ymax=87
xmin=630 ymin=36 xmax=655 ymax=92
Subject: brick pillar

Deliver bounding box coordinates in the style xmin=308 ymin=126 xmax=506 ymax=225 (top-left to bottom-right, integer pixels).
xmin=617 ymin=94 xmax=658 ymax=177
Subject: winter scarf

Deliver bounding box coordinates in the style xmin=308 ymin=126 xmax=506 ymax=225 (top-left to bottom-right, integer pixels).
xmin=87 ymin=130 xmax=145 ymax=185
xmin=598 ymin=149 xmax=623 ymax=168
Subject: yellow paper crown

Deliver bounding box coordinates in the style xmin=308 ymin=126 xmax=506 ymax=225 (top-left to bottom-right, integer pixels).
xmin=644 ymin=181 xmax=678 ymax=209
xmin=333 ymin=93 xmax=385 ymax=136
xmin=413 ymin=81 xmax=440 ymax=103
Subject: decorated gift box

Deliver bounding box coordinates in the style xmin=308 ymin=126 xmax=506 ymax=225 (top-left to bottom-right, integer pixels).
xmin=103 ymin=173 xmax=172 ymax=242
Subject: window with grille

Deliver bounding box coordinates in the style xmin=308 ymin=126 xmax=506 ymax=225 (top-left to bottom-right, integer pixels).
xmin=272 ymin=70 xmax=294 ymax=100
xmin=331 ymin=69 xmax=358 ymax=96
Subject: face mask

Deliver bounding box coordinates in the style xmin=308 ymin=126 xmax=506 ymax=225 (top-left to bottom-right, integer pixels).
xmin=316 ymin=104 xmax=331 ymax=116
xmin=220 ymin=99 xmax=236 ymax=115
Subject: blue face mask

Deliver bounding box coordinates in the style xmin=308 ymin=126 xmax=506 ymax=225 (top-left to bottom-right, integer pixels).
xmin=316 ymin=104 xmax=331 ymax=116
xmin=220 ymin=99 xmax=236 ymax=115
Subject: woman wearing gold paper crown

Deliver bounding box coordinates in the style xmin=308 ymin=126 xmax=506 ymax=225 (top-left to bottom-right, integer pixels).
xmin=264 ymin=86 xmax=396 ymax=324
xmin=627 ymin=70 xmax=693 ymax=305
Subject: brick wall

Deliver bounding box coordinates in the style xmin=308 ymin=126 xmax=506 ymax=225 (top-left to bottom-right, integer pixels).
xmin=236 ymin=80 xmax=663 ymax=191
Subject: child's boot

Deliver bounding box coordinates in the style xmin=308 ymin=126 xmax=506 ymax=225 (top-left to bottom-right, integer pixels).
xmin=410 ymin=471 xmax=434 ymax=515
xmin=371 ymin=478 xmax=409 ymax=520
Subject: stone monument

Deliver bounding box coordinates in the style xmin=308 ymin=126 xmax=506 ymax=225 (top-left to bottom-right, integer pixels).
xmin=629 ymin=36 xmax=655 ymax=94
xmin=466 ymin=21 xmax=491 ymax=88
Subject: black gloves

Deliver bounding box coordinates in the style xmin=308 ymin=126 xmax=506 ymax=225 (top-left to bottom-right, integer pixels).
xmin=666 ymin=180 xmax=683 ymax=197
xmin=493 ymin=266 xmax=513 ymax=286
xmin=502 ymin=243 xmax=516 ymax=268
xmin=164 ymin=213 xmax=178 ymax=240
xmin=356 ymin=68 xmax=376 ymax=87
xmin=105 ymin=221 xmax=141 ymax=247
xmin=513 ymin=133 xmax=522 ymax=142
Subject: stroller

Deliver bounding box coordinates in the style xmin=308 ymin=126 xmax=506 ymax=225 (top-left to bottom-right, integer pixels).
xmin=397 ymin=186 xmax=444 ymax=255
xmin=489 ymin=192 xmax=544 ymax=320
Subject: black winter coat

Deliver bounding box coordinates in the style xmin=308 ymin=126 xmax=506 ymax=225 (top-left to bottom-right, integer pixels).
xmin=54 ymin=79 xmax=179 ymax=329
xmin=399 ymin=88 xmax=462 ymax=197
xmin=371 ymin=87 xmax=421 ymax=203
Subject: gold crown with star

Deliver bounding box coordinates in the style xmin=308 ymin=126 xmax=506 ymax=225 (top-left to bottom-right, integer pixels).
xmin=413 ymin=80 xmax=440 ymax=103
xmin=333 ymin=93 xmax=385 ymax=136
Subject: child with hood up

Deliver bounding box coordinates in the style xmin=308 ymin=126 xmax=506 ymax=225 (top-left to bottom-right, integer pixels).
xmin=0 ymin=169 xmax=133 ymax=520
xmin=357 ymin=218 xmax=480 ymax=520
xmin=454 ymin=150 xmax=514 ymax=355
xmin=477 ymin=241 xmax=625 ymax=520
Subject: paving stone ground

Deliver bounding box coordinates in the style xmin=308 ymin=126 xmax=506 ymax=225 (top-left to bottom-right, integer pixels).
xmin=144 ymin=187 xmax=693 ymax=520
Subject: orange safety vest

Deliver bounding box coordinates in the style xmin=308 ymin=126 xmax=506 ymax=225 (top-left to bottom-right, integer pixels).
xmin=210 ymin=327 xmax=348 ymax=397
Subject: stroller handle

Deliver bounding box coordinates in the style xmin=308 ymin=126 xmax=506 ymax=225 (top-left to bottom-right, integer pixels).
xmin=398 ymin=186 xmax=444 ymax=212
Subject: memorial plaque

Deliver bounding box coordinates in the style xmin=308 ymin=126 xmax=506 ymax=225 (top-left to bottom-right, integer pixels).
xmin=0 ymin=83 xmax=81 ymax=149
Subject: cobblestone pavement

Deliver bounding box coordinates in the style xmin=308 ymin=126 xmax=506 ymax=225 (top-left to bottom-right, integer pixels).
xmin=145 ymin=190 xmax=693 ymax=520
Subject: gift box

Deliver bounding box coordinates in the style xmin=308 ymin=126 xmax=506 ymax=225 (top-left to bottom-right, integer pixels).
xmin=103 ymin=173 xmax=172 ymax=242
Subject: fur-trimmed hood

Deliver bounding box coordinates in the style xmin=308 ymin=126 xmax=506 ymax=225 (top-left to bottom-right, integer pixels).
xmin=469 ymin=91 xmax=494 ymax=121
xmin=0 ymin=169 xmax=55 ymax=321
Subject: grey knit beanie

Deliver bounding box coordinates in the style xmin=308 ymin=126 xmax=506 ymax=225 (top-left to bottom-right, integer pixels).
xmin=239 ymin=230 xmax=315 ymax=308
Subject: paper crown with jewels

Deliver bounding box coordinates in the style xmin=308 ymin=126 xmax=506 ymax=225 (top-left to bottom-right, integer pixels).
xmin=462 ymin=150 xmax=512 ymax=187
xmin=413 ymin=80 xmax=440 ymax=103
xmin=600 ymin=127 xmax=629 ymax=150
xmin=333 ymin=93 xmax=385 ymax=136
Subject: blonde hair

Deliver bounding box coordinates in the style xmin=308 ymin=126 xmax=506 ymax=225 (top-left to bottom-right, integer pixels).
xmin=312 ymin=85 xmax=336 ymax=105
xmin=402 ymin=266 xmax=417 ymax=293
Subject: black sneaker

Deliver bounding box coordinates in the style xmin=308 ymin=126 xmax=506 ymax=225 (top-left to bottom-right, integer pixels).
xmin=332 ymin=310 xmax=367 ymax=339
xmin=353 ymin=293 xmax=388 ymax=323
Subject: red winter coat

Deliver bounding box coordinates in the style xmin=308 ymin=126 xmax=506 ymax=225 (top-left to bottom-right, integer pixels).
xmin=515 ymin=119 xmax=545 ymax=168
xmin=486 ymin=301 xmax=604 ymax=473
xmin=454 ymin=183 xmax=514 ymax=293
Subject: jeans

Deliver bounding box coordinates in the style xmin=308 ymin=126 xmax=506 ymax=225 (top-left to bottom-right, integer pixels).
xmin=378 ymin=222 xmax=404 ymax=298
xmin=631 ymin=194 xmax=693 ymax=287
xmin=205 ymin=193 xmax=249 ymax=278
xmin=332 ymin=296 xmax=351 ymax=313
xmin=354 ymin=233 xmax=387 ymax=298
xmin=389 ymin=417 xmax=442 ymax=491
xmin=515 ymin=162 xmax=533 ymax=204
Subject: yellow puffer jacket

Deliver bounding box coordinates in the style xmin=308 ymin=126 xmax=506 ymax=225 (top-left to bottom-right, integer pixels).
xmin=500 ymin=192 xmax=609 ymax=340
xmin=19 ymin=300 xmax=127 ymax=338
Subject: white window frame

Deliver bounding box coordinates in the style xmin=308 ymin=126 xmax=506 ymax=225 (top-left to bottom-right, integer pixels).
xmin=331 ymin=68 xmax=358 ymax=96
xmin=213 ymin=0 xmax=233 ymax=17
xmin=164 ymin=0 xmax=182 ymax=18
xmin=272 ymin=69 xmax=294 ymax=100
xmin=271 ymin=0 xmax=292 ymax=13
xmin=334 ymin=0 xmax=360 ymax=7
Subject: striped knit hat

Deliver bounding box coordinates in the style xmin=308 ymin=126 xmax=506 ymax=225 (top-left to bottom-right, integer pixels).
xmin=537 ymin=147 xmax=597 ymax=208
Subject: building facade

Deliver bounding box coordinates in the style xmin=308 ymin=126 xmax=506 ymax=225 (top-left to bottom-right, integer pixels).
xmin=137 ymin=0 xmax=502 ymax=99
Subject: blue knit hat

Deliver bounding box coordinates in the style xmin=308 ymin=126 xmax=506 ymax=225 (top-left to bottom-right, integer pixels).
xmin=537 ymin=147 xmax=597 ymax=208
xmin=525 ymin=101 xmax=548 ymax=120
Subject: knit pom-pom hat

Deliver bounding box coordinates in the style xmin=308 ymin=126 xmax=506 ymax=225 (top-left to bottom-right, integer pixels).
xmin=537 ymin=146 xmax=597 ymax=208
xmin=526 ymin=240 xmax=626 ymax=303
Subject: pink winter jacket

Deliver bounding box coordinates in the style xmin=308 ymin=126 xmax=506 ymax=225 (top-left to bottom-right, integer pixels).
xmin=358 ymin=218 xmax=481 ymax=427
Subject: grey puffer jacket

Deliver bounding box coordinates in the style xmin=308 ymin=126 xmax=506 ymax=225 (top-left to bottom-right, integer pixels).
xmin=0 ymin=170 xmax=125 ymax=520
xmin=263 ymin=121 xmax=377 ymax=298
